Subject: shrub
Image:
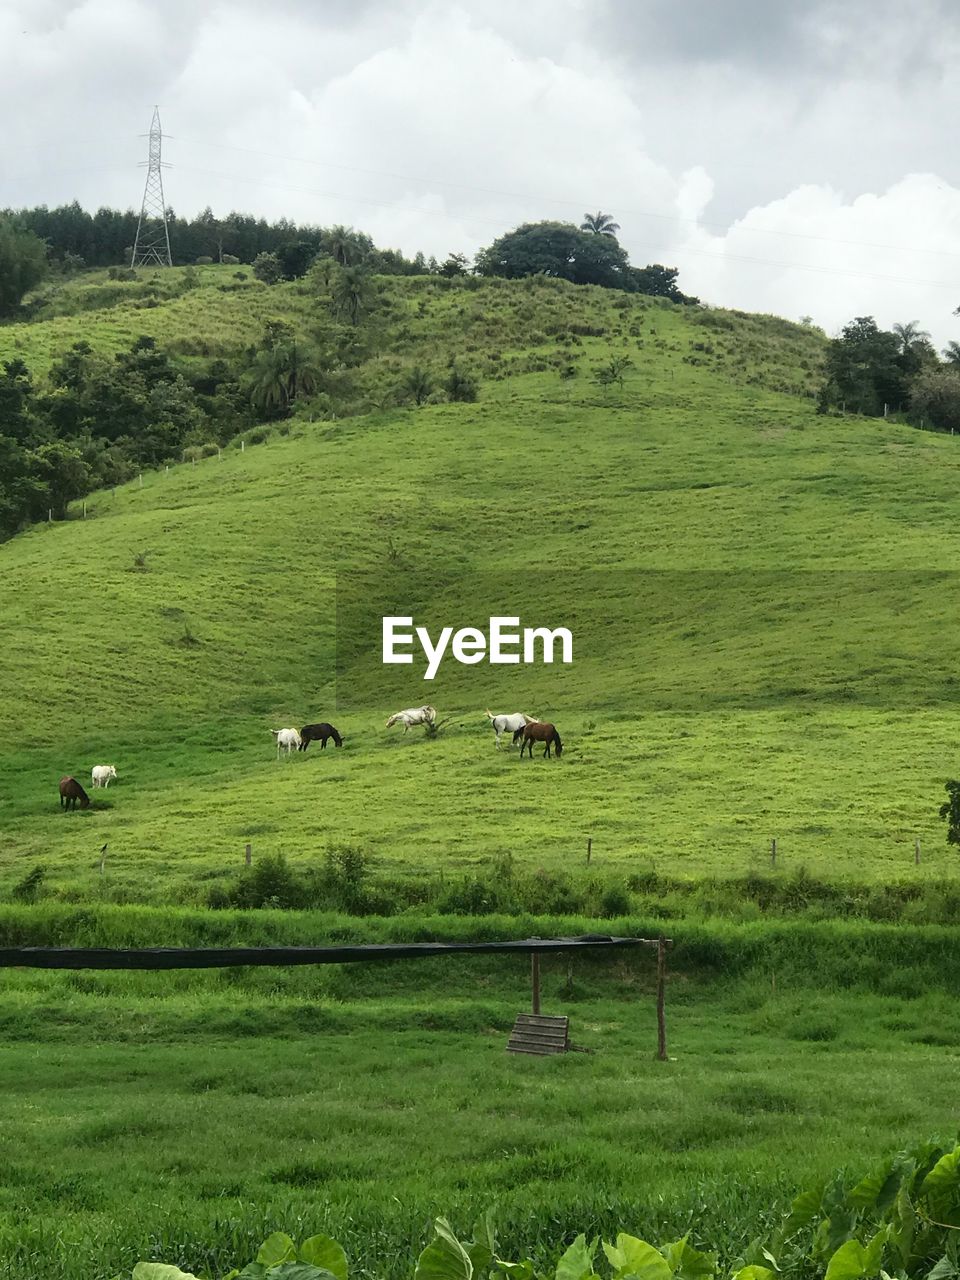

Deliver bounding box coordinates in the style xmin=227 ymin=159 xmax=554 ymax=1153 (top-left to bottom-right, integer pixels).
xmin=11 ymin=865 xmax=45 ymax=903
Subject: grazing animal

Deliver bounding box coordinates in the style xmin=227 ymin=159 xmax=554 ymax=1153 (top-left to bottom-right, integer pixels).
xmin=272 ymin=728 xmax=302 ymax=758
xmin=91 ymin=764 xmax=118 ymax=788
xmin=519 ymin=721 xmax=563 ymax=759
xmin=299 ymin=722 xmax=343 ymax=751
xmin=484 ymin=709 xmax=538 ymax=750
xmin=385 ymin=705 xmax=437 ymax=733
xmin=59 ymin=776 xmax=90 ymax=810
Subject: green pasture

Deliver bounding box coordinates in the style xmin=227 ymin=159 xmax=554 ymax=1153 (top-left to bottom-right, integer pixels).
xmin=0 ymin=919 xmax=957 ymax=1280
xmin=2 ymin=344 xmax=960 ymax=897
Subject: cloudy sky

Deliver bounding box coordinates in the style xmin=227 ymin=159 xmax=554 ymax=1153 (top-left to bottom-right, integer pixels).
xmin=3 ymin=0 xmax=960 ymax=344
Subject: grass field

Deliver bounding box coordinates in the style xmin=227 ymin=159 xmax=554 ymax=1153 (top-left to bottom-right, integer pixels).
xmin=1 ymin=919 xmax=959 ymax=1280
xmin=2 ymin=332 xmax=960 ymax=897
xmin=3 ymin=269 xmax=960 ymax=1279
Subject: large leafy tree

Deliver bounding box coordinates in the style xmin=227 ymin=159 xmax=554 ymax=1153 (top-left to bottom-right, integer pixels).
xmin=475 ymin=221 xmax=635 ymax=289
xmin=909 ymin=368 xmax=960 ymax=433
xmin=817 ymin=316 xmax=910 ymax=416
xmin=580 ymin=211 xmax=620 ymax=237
xmin=631 ymin=264 xmax=699 ymax=304
xmin=0 ymin=219 xmax=48 ymax=315
xmin=942 ymin=341 xmax=960 ymax=367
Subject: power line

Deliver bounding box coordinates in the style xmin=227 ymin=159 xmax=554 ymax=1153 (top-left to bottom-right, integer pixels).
xmin=173 ymin=161 xmax=960 ymax=292
xmin=173 ymin=133 xmax=960 ymax=265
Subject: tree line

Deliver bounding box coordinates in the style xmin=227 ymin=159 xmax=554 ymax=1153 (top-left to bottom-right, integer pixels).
xmin=818 ymin=316 xmax=960 ymax=433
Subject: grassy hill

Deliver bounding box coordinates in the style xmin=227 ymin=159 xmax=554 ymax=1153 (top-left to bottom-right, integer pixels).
xmin=2 ymin=269 xmax=960 ymax=904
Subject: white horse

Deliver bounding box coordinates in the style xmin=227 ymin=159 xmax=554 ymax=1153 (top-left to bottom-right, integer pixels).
xmin=272 ymin=728 xmax=302 ymax=758
xmin=484 ymin=710 xmax=538 ymax=749
xmin=91 ymin=764 xmax=118 ymax=788
xmin=385 ymin=705 xmax=437 ymax=733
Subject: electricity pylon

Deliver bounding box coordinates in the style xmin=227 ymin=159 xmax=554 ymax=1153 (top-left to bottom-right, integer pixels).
xmin=131 ymin=106 xmax=172 ymax=267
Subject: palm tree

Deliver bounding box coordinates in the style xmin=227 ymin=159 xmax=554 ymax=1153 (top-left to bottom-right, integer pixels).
xmin=580 ymin=211 xmax=620 ymax=237
xmin=332 ymin=266 xmax=375 ymax=326
xmin=246 ymin=341 xmax=321 ymax=416
xmin=892 ymin=320 xmax=931 ymax=354
xmin=943 ymin=341 xmax=960 ymax=366
xmin=324 ymin=225 xmax=365 ymax=267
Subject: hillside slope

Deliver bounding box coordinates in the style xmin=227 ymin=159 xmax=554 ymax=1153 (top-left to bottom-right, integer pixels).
xmin=2 ymin=276 xmax=960 ymax=900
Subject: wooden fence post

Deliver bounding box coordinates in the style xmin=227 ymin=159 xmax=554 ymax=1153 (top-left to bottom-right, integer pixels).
xmin=47 ymin=508 xmax=52 ymax=523
xmin=656 ymin=935 xmax=668 ymax=1061
xmin=586 ymin=837 xmax=592 ymax=865
xmin=245 ymin=842 xmax=252 ymax=867
xmin=915 ymin=838 xmax=921 ymax=866
xmin=771 ymin=838 xmax=777 ymax=867
xmin=99 ymin=844 xmax=108 ymax=875
xmin=531 ymin=952 xmax=541 ymax=1015
xmin=138 ymin=473 xmax=143 ymax=488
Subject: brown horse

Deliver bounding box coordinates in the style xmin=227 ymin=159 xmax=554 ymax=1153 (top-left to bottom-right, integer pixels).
xmin=518 ymin=722 xmax=563 ymax=759
xmin=59 ymin=776 xmax=90 ymax=810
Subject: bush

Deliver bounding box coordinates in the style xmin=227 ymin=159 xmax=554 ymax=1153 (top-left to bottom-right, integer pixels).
xmin=445 ymin=364 xmax=478 ymax=402
xmin=11 ymin=866 xmax=45 ymax=903
xmin=233 ymin=853 xmax=304 ymax=910
xmin=195 ymin=255 xmax=214 ymax=265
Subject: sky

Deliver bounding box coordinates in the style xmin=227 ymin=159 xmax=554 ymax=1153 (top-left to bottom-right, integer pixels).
xmin=3 ymin=0 xmax=960 ymax=345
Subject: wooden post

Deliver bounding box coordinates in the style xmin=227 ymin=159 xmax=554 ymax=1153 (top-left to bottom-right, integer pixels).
xmin=586 ymin=837 xmax=592 ymax=864
xmin=531 ymin=952 xmax=541 ymax=1015
xmin=771 ymin=837 xmax=777 ymax=867
xmin=915 ymin=838 xmax=921 ymax=866
xmin=240 ymin=439 xmax=245 ymax=453
xmin=138 ymin=473 xmax=143 ymax=488
xmin=656 ymin=935 xmax=668 ymax=1061
xmin=245 ymin=842 xmax=252 ymax=867
xmin=218 ymin=448 xmax=222 ymax=461
xmin=99 ymin=844 xmax=108 ymax=875
xmin=47 ymin=508 xmax=52 ymax=522
xmin=82 ymin=501 xmax=86 ymax=519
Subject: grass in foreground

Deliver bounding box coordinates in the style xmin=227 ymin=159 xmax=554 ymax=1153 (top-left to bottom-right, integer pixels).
xmin=0 ymin=956 xmax=957 ymax=1279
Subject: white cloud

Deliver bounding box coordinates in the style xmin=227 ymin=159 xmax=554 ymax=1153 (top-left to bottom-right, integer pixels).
xmin=1 ymin=0 xmax=959 ymax=346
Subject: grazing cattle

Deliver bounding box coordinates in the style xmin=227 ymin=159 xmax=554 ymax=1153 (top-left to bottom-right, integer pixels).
xmin=299 ymin=722 xmax=343 ymax=751
xmin=519 ymin=722 xmax=563 ymax=759
xmin=385 ymin=705 xmax=437 ymax=733
xmin=59 ymin=776 xmax=90 ymax=810
xmin=485 ymin=709 xmax=538 ymax=750
xmin=272 ymin=728 xmax=302 ymax=758
xmin=91 ymin=764 xmax=118 ymax=788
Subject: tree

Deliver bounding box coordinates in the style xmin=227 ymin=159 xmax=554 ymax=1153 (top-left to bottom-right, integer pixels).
xmin=943 ymin=341 xmax=960 ymax=367
xmin=0 ymin=219 xmax=48 ymax=315
xmin=580 ymin=211 xmax=620 ymax=237
xmin=331 ymin=266 xmax=376 ymax=326
xmin=439 ymin=252 xmax=470 ymax=277
xmin=631 ymin=263 xmax=699 ymax=304
xmin=892 ymin=320 xmax=931 ymax=354
xmin=323 ymin=225 xmax=369 ymax=268
xmin=475 ymin=221 xmax=635 ymax=290
xmin=817 ymin=317 xmax=908 ymax=417
xmin=940 ymin=780 xmax=960 ymax=846
xmin=252 ymin=252 xmax=282 ymax=285
xmin=909 ymin=368 xmax=960 ymax=432
xmin=246 ymin=337 xmax=322 ymax=417
xmin=403 ymin=366 xmax=433 ymax=405
xmin=276 ymin=240 xmax=321 ymax=279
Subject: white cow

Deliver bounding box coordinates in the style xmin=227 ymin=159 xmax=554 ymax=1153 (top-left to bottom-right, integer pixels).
xmin=91 ymin=764 xmax=118 ymax=788
xmin=484 ymin=710 xmax=538 ymax=750
xmin=385 ymin=705 xmax=437 ymax=733
xmin=272 ymin=728 xmax=302 ymax=758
